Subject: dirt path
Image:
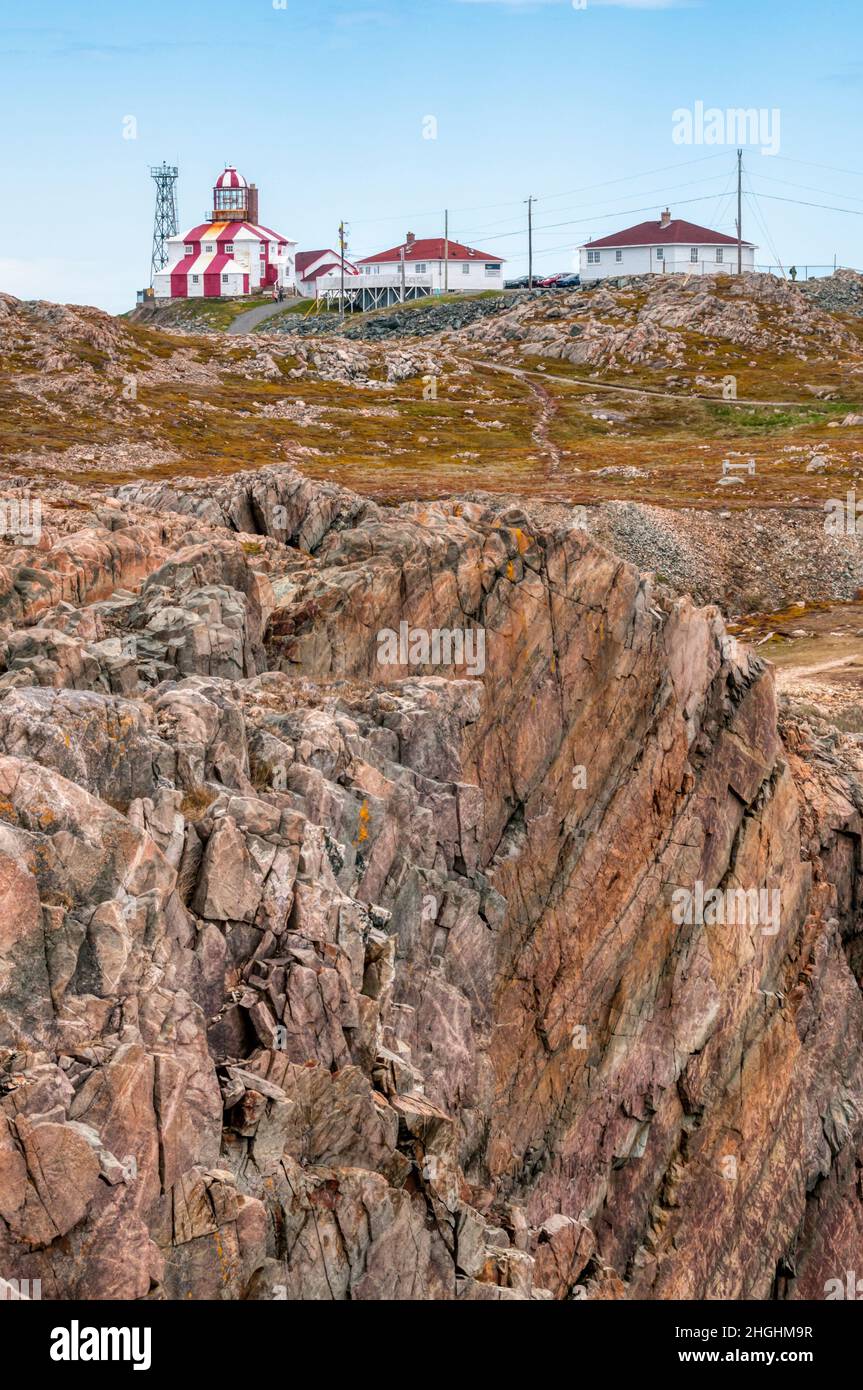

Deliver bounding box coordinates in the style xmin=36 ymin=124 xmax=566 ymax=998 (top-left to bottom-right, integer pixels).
xmin=732 ymin=602 xmax=863 ymax=722
xmin=468 ymin=357 xmax=819 ymax=410
xmin=524 ymin=377 xmax=562 ymax=473
xmin=775 ymin=654 xmax=863 ymax=687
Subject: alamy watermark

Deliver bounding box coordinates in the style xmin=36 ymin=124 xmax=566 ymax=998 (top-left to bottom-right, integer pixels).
xmin=376 ymin=621 xmax=486 ymax=677
xmin=50 ymin=1321 xmax=151 ymax=1370
xmin=670 ymin=881 xmax=781 ymax=936
xmin=1 ymin=1277 xmax=41 ymax=1300
xmin=672 ymin=101 xmax=781 ymax=157
xmin=824 ymin=1271 xmax=863 ymax=1299
xmin=0 ymin=494 xmax=42 ymax=545
xmin=824 ymin=492 xmax=863 ymax=534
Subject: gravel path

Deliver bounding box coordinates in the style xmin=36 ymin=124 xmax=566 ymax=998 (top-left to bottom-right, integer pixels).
xmin=228 ymin=297 xmax=303 ymax=335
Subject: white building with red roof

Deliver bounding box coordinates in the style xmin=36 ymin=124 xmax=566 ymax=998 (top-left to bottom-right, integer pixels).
xmin=358 ymin=232 xmax=505 ymax=293
xmin=296 ymin=249 xmax=360 ymax=300
xmin=579 ymin=209 xmax=756 ymax=282
xmin=153 ymin=167 xmax=298 ymax=299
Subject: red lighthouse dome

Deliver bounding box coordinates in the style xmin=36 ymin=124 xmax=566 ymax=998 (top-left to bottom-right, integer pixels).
xmin=214 ymin=166 xmax=247 ymax=191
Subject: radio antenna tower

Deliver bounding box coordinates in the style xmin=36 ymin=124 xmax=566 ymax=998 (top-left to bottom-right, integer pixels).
xmin=149 ymin=163 xmax=179 ymax=284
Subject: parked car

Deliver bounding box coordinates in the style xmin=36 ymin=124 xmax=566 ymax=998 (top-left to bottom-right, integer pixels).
xmin=556 ymin=274 xmax=581 ymax=288
xmin=505 ymin=275 xmax=531 ymax=289
xmin=537 ymin=272 xmax=565 ymax=288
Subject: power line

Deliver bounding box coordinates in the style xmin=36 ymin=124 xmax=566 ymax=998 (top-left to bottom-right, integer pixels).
xmin=743 ymin=179 xmax=784 ymax=275
xmin=773 ymin=154 xmax=863 ymax=181
xmin=340 ymin=153 xmax=730 ymax=232
xmin=532 ymin=151 xmax=728 ymax=203
xmin=458 ymin=191 xmax=748 ymax=244
xmin=347 ymin=154 xmax=863 ymax=270
xmin=711 ymin=165 xmax=740 ymax=236
xmin=748 ymin=170 xmax=863 ymax=205
xmin=748 ymin=191 xmax=863 ymax=217
xmin=455 ymin=171 xmax=733 ymax=242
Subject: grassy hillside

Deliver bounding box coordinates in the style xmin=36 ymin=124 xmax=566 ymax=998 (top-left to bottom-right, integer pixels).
xmin=3 ymin=273 xmax=862 ymax=509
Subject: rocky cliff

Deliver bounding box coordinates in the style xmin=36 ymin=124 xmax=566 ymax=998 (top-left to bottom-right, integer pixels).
xmin=0 ymin=464 xmax=861 ymax=1299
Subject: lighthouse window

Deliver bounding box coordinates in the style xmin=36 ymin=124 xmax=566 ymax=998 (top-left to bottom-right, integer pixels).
xmin=184 ymin=245 xmax=194 ymax=256
xmin=222 ymin=274 xmax=229 ymax=283
xmin=205 ymin=244 xmax=214 ymax=254
xmin=192 ymin=275 xmax=199 ymax=284
xmin=224 ymin=243 xmax=233 ymax=255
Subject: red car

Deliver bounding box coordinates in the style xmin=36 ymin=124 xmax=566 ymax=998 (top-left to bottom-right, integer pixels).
xmin=537 ymin=272 xmax=564 ymax=288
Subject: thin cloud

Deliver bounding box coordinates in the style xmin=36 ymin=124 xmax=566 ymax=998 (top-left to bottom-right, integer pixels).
xmin=453 ymin=0 xmax=695 ymax=9
xmin=821 ymin=63 xmax=863 ymax=86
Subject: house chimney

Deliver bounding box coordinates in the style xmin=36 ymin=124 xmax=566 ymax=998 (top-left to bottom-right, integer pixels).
xmin=406 ymin=232 xmax=415 ymax=246
xmin=248 ymin=184 xmax=259 ymax=226
xmin=660 ymin=208 xmax=671 ymax=228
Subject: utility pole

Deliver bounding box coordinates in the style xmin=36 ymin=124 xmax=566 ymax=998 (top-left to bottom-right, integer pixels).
xmin=526 ymin=196 xmax=535 ymax=288
xmin=444 ymin=209 xmax=449 ymax=293
xmin=339 ymin=219 xmax=346 ymax=318
xmin=736 ymin=149 xmax=743 ymax=276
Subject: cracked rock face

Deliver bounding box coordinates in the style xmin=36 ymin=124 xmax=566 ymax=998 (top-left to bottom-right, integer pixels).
xmin=0 ymin=463 xmax=861 ymax=1300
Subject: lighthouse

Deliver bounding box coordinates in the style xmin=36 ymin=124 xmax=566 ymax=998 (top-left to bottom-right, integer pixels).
xmin=152 ymin=167 xmax=297 ymax=300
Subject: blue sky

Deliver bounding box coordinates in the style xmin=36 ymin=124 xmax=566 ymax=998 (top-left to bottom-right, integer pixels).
xmin=1 ymin=0 xmax=861 ymax=312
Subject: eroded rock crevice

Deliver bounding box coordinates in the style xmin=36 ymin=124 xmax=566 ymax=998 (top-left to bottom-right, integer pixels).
xmin=0 ymin=464 xmax=861 ymax=1300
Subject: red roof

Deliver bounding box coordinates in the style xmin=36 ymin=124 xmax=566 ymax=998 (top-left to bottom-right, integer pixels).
xmin=302 ymin=261 xmax=360 ymax=281
xmin=297 ymin=250 xmax=359 ymax=279
xmin=296 ymin=249 xmax=336 ymax=274
xmin=182 ymin=221 xmax=245 ymax=243
xmin=582 ymin=217 xmax=755 ymax=250
xmin=359 ymin=237 xmax=504 ymax=264
xmin=179 ymin=221 xmax=290 ymax=245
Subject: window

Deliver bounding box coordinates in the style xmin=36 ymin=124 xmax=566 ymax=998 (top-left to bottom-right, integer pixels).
xmin=414 ymin=262 xmax=427 ymax=273
xmin=656 ymin=248 xmax=664 ymax=261
xmin=192 ymin=275 xmax=199 ymax=284
xmin=615 ymin=249 xmax=623 ymax=263
xmin=184 ymin=245 xmax=194 ymax=256
xmin=224 ymin=243 xmax=233 ymax=255
xmin=205 ymin=244 xmax=214 ymax=254
xmin=691 ymin=247 xmax=698 ymax=262
xmin=462 ymin=263 xmax=470 ymax=275
xmin=587 ymin=250 xmax=600 ymax=264
xmin=716 ymin=248 xmax=724 ymax=263
xmin=221 ymin=273 xmax=229 ymax=283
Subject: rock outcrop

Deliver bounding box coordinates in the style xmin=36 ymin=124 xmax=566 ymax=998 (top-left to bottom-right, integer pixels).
xmin=0 ymin=463 xmax=861 ymax=1300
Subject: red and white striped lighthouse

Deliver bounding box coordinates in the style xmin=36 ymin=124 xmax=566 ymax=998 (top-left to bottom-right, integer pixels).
xmin=153 ymin=166 xmax=297 ymax=300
